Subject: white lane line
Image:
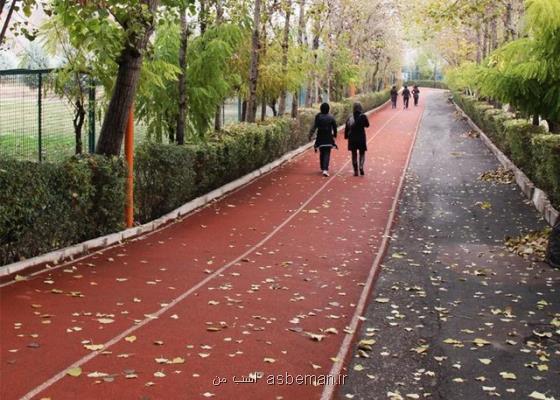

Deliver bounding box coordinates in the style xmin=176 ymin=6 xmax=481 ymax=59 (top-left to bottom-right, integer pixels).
xmin=20 ymin=109 xmax=401 ymax=400
xmin=320 ymin=105 xmax=426 ymax=400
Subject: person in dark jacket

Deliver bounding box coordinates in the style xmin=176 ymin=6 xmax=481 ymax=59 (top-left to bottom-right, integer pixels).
xmin=345 ymin=102 xmax=370 ymax=176
xmin=412 ymin=85 xmax=420 ymax=106
xmin=390 ymin=86 xmax=398 ymax=109
xmin=309 ymin=103 xmax=338 ymax=177
xmin=402 ymin=85 xmax=411 ymax=109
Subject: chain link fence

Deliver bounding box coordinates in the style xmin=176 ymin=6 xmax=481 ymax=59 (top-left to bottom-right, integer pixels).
xmin=0 ymin=69 xmax=304 ymax=162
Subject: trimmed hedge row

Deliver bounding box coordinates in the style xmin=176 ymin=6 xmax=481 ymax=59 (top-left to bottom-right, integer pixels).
xmin=453 ymin=92 xmax=560 ymax=208
xmin=136 ymin=89 xmax=392 ymax=222
xmin=405 ymin=80 xmax=448 ymax=89
xmin=0 ymin=156 xmax=126 ymax=265
xmin=1 ymin=90 xmax=392 ymax=265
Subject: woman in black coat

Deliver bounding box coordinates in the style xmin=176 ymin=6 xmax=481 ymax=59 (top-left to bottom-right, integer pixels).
xmin=345 ymin=102 xmax=370 ymax=176
xmin=309 ymin=103 xmax=338 ymax=177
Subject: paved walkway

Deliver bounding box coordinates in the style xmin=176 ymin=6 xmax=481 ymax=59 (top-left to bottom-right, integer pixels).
xmin=1 ymin=95 xmax=426 ymax=400
xmin=342 ymin=91 xmax=560 ymax=400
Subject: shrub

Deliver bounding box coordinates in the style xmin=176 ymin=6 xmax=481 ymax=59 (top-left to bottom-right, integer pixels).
xmin=453 ymin=91 xmax=559 ymax=209
xmin=134 ymin=144 xmax=197 ymax=223
xmin=0 ymin=156 xmax=125 ymax=265
xmin=481 ymin=108 xmax=512 ymax=154
xmin=1 ymin=89 xmax=391 ymax=264
xmin=134 ymin=90 xmax=391 ymax=224
xmin=504 ymin=119 xmax=546 ymax=176
xmin=532 ymin=135 xmax=560 ymax=207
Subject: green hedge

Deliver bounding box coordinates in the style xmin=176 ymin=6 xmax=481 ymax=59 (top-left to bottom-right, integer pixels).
xmin=406 ymin=80 xmax=449 ymax=89
xmin=453 ymin=91 xmax=559 ymax=208
xmin=134 ymin=90 xmax=392 ymax=222
xmin=532 ymin=135 xmax=560 ymax=207
xmin=1 ymin=89 xmax=391 ymax=265
xmin=0 ymin=156 xmax=125 ymax=265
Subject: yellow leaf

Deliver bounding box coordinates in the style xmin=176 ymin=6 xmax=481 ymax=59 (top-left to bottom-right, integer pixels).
xmin=66 ymin=367 xmax=82 ymax=377
xmin=125 ymin=336 xmax=137 ymax=343
xmin=499 ymin=372 xmax=517 ymax=380
xmin=473 ymin=338 xmax=491 ymax=346
xmin=84 ymin=344 xmax=104 ymax=351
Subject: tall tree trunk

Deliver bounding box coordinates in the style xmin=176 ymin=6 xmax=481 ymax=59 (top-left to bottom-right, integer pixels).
xmin=261 ymin=98 xmax=267 ymax=121
xmin=278 ymin=0 xmax=292 ymax=116
xmin=176 ymin=8 xmax=188 ymax=145
xmin=291 ymin=0 xmax=305 ymax=118
xmin=482 ymin=21 xmax=489 ymax=59
xmin=476 ymin=27 xmax=482 ymax=64
xmin=73 ymin=101 xmax=85 ymax=155
xmin=213 ymin=0 xmax=224 ymax=131
xmin=246 ymin=0 xmax=263 ymax=123
xmin=490 ymin=14 xmax=498 ymax=52
xmin=96 ymin=0 xmax=159 ymax=156
xmin=503 ymin=1 xmax=514 ymax=43
xmin=0 ymin=0 xmax=17 ymax=45
xmin=241 ymin=100 xmax=247 ymax=122
xmin=306 ymin=18 xmax=321 ymax=107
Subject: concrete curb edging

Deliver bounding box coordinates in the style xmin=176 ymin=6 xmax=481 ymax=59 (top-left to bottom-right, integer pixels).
xmin=454 ymin=102 xmax=559 ymax=227
xmin=0 ymin=99 xmax=392 ymax=278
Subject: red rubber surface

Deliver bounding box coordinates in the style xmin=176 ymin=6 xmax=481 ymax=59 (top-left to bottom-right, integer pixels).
xmin=1 ymin=97 xmax=426 ymax=400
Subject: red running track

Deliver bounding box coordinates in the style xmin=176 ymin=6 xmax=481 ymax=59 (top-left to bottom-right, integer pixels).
xmin=1 ymin=94 xmax=427 ymax=400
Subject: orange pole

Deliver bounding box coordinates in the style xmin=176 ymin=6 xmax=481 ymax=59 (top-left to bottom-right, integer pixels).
xmin=349 ymin=83 xmax=356 ymax=97
xmin=125 ymin=106 xmax=134 ymax=228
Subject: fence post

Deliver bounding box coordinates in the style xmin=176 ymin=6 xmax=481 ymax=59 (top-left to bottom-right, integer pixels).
xmin=237 ymin=97 xmax=242 ymax=122
xmin=88 ymin=78 xmax=96 ymax=153
xmin=37 ymin=72 xmax=43 ymax=163
xmin=125 ymin=107 xmax=135 ymax=228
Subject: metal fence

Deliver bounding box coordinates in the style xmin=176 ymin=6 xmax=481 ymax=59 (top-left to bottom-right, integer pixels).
xmin=0 ymin=68 xmax=303 ymax=163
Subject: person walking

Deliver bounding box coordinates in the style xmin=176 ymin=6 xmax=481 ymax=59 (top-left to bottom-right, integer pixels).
xmin=390 ymin=86 xmax=398 ymax=109
xmin=412 ymin=85 xmax=420 ymax=106
xmin=309 ymin=103 xmax=338 ymax=177
xmin=402 ymin=85 xmax=411 ymax=109
xmin=345 ymin=102 xmax=370 ymax=176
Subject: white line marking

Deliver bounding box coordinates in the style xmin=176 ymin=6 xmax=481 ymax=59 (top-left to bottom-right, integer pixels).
xmin=19 ymin=108 xmax=401 ymax=400
xmin=320 ymin=104 xmax=426 ymax=400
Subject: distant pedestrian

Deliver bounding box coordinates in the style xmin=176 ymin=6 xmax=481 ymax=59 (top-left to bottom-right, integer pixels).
xmin=402 ymin=85 xmax=411 ymax=109
xmin=309 ymin=103 xmax=338 ymax=177
xmin=413 ymin=85 xmax=420 ymax=106
xmin=390 ymin=86 xmax=398 ymax=109
xmin=345 ymin=102 xmax=370 ymax=176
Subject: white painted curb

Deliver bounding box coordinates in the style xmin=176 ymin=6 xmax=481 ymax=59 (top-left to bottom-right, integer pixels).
xmin=454 ymin=102 xmax=559 ymax=227
xmin=1 ymin=99 xmax=391 ymax=278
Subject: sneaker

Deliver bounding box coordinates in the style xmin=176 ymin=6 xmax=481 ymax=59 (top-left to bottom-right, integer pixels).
xmin=353 ymin=170 xmax=359 ymax=177
xmin=322 ymin=170 xmax=329 ymax=177
xmin=360 ymin=168 xmax=365 ymax=176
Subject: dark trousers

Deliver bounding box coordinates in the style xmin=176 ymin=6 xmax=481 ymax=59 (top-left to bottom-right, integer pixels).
xmin=403 ymin=97 xmax=410 ymax=108
xmin=351 ymin=149 xmax=365 ymax=171
xmin=391 ymin=99 xmax=397 ymax=109
xmin=414 ymin=95 xmax=419 ymax=106
xmin=319 ymin=147 xmax=332 ymax=171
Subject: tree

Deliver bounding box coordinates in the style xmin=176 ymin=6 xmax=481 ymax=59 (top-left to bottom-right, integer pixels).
xmin=277 ymin=0 xmax=292 ymax=115
xmin=176 ymin=6 xmax=189 ymax=144
xmin=246 ymin=0 xmax=263 ymax=123
xmin=51 ymin=0 xmax=192 ymax=156
xmin=479 ymin=0 xmax=560 ymax=131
